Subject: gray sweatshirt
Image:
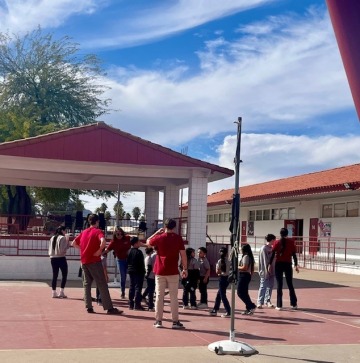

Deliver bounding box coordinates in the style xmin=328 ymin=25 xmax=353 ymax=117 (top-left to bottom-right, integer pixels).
xmin=48 ymin=235 xmax=69 ymax=258
xmin=258 ymin=243 xmax=275 ymax=279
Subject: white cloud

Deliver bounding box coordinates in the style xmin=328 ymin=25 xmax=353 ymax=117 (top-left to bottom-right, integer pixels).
xmin=0 ymin=0 xmax=107 ymax=33
xmin=207 ymin=132 xmax=360 ymax=195
xmin=102 ymin=8 xmax=354 ymax=147
xmin=81 ymin=0 xmax=276 ymax=49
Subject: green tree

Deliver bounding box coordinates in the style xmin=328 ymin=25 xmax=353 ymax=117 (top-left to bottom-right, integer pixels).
xmin=132 ymin=206 xmax=141 ymax=221
xmin=0 ymin=27 xmax=113 ymax=227
xmin=113 ymin=201 xmax=125 ymax=220
xmin=95 ymin=203 xmax=108 ymax=214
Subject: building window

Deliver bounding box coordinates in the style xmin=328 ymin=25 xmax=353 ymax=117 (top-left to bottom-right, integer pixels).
xmin=224 ymin=213 xmax=230 ymax=222
xmin=334 ymin=203 xmax=345 ymax=217
xmin=272 ymin=209 xmax=279 ymax=220
xmin=322 ymin=204 xmax=333 ymax=218
xmin=288 ymin=207 xmax=296 ymax=219
xmin=208 ymin=215 xmax=214 ymax=223
xmin=279 ymin=208 xmax=288 ymax=219
xmin=256 ymin=210 xmax=263 ymax=221
xmin=347 ymin=202 xmax=359 ymax=217
xmin=249 ymin=211 xmax=255 ymax=221
xmin=219 ymin=213 xmax=224 ymax=222
xmin=214 ymin=214 xmax=219 ymax=223
xmin=263 ymin=209 xmax=270 ymax=220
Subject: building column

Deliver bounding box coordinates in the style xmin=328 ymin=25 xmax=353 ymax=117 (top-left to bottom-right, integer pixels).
xmin=163 ymin=184 xmax=180 ymax=221
xmin=187 ymin=173 xmax=208 ymax=251
xmin=144 ymin=187 xmax=160 ymax=235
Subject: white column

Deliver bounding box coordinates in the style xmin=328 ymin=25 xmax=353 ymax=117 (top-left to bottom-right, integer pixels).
xmin=163 ymin=184 xmax=180 ymax=221
xmin=187 ymin=172 xmax=208 ymax=250
xmin=144 ymin=187 xmax=160 ymax=235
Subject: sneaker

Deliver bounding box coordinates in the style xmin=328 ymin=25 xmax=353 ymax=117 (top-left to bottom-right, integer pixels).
xmin=197 ymin=303 xmax=208 ymax=309
xmin=291 ymin=305 xmax=298 ymax=310
xmin=148 ymin=308 xmax=155 ymax=312
xmin=266 ymin=302 xmax=275 ymax=308
xmin=52 ymin=293 xmax=59 ymax=299
xmin=221 ymin=312 xmax=231 ymax=318
xmin=190 ymin=306 xmax=198 ymax=310
xmin=121 ymin=293 xmax=126 ymax=299
xmin=172 ymin=321 xmax=185 ymax=329
xmin=153 ymin=320 xmax=162 ymax=328
xmin=275 ymin=307 xmax=282 ymax=311
xmin=97 ymin=301 xmax=103 ymax=306
xmin=107 ymin=308 xmax=123 ymax=315
xmin=241 ymin=310 xmax=253 ymax=315
xmin=183 ymin=305 xmax=190 ymax=310
xmin=87 ymin=308 xmax=95 ymax=314
xmin=209 ymin=310 xmax=217 ymax=316
xmin=257 ymin=304 xmax=263 ymax=309
xmin=57 ymin=292 xmax=67 ymax=299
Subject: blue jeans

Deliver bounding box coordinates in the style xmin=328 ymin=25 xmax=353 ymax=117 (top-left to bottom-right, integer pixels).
xmin=213 ymin=276 xmax=231 ymax=314
xmin=117 ymin=259 xmax=128 ymax=295
xmin=257 ymin=274 xmax=275 ymax=305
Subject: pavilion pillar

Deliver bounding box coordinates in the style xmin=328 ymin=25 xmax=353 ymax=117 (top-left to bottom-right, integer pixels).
xmin=186 ymin=172 xmax=208 ymax=250
xmin=144 ymin=187 xmax=160 ymax=235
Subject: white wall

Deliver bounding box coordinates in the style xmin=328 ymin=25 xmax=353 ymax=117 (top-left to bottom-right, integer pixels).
xmin=0 ymin=256 xmax=80 ymax=281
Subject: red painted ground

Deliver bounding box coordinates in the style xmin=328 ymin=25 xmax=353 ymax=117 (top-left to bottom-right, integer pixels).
xmin=0 ymin=270 xmax=359 ymax=350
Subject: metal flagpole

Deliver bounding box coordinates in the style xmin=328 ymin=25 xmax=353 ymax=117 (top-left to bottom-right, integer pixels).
xmin=109 ymin=184 xmax=121 ymax=287
xmin=208 ymin=117 xmax=258 ymax=356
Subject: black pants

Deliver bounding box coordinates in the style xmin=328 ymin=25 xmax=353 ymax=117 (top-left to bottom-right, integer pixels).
xmin=237 ymin=272 xmax=256 ymax=311
xmin=198 ymin=276 xmax=208 ymax=304
xmin=182 ymin=285 xmax=197 ymax=307
xmin=128 ymin=273 xmax=145 ymax=307
xmin=142 ymin=277 xmax=155 ymax=309
xmin=275 ymin=261 xmax=297 ymax=308
xmin=51 ymin=257 xmax=68 ymax=290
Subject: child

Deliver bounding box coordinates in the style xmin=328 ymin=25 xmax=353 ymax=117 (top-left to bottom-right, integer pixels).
xmin=182 ymin=247 xmax=200 ymax=309
xmin=237 ymin=244 xmax=256 ymax=315
xmin=197 ymin=247 xmax=210 ymax=309
xmin=209 ymin=247 xmax=231 ymax=318
xmin=257 ymin=234 xmax=276 ymax=308
xmin=142 ymin=247 xmax=156 ymax=311
xmin=127 ymin=237 xmax=146 ymax=310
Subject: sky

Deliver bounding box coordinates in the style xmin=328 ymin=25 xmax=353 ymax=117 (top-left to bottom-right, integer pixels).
xmin=1 ymin=0 xmax=360 ymax=216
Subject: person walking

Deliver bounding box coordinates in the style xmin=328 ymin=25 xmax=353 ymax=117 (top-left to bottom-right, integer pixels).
xmin=181 ymin=247 xmax=200 ymax=310
xmin=257 ymin=234 xmax=276 ymax=309
xmin=237 ymin=244 xmax=257 ymax=315
xmin=145 ymin=218 xmax=187 ymax=329
xmin=197 ymin=246 xmax=210 ymax=309
xmin=49 ymin=226 xmax=70 ymax=298
xmin=269 ymin=228 xmax=299 ymax=310
xmin=142 ymin=247 xmax=156 ymax=311
xmin=209 ymin=247 xmax=231 ymax=318
xmin=105 ymin=227 xmax=131 ymax=299
xmin=127 ymin=237 xmax=146 ymax=310
xmin=72 ymin=214 xmax=122 ymax=315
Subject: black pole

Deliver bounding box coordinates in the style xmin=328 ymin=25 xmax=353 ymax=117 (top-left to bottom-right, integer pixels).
xmin=229 ymin=117 xmax=242 ymax=339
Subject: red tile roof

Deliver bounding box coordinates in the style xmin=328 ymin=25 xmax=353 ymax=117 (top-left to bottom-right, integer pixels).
xmin=0 ymin=122 xmax=233 ymax=177
xmin=206 ymin=163 xmax=360 ymax=206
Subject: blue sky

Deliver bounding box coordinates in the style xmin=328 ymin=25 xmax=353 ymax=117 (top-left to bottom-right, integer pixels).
xmin=1 ymin=0 xmax=360 ymax=215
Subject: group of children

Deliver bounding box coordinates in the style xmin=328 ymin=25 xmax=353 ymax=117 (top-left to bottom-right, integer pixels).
xmin=127 ymin=244 xmax=212 ymax=312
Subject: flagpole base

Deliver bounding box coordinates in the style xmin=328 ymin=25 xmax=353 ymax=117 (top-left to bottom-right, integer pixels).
xmin=208 ymin=340 xmax=258 ymax=356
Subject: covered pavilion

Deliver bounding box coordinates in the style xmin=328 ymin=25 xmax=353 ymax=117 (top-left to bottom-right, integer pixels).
xmin=0 ymin=122 xmax=233 ymax=248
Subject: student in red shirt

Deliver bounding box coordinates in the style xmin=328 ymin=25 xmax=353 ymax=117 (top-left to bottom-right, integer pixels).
xmin=268 ymin=228 xmax=299 ymax=311
xmin=72 ymin=214 xmax=122 ymax=315
xmin=105 ymin=227 xmax=131 ymax=299
xmin=145 ymin=218 xmax=187 ymax=329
